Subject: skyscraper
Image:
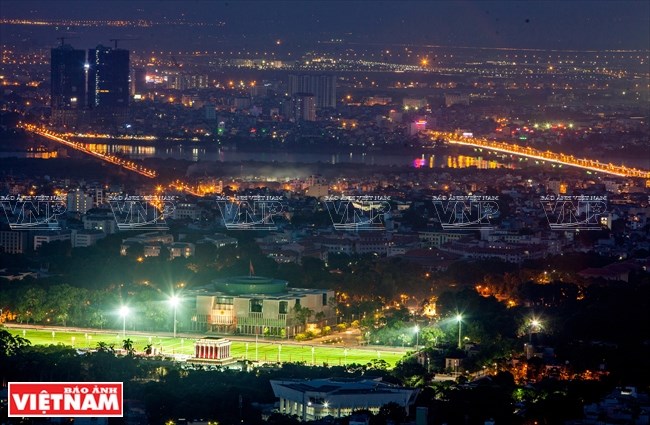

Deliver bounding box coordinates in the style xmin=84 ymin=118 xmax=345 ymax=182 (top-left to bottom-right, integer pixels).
xmin=87 ymin=45 xmax=130 ymax=110
xmin=288 ymin=74 xmax=336 ymax=109
xmin=131 ymin=67 xmax=147 ymax=96
xmin=50 ymin=45 xmax=87 ymax=125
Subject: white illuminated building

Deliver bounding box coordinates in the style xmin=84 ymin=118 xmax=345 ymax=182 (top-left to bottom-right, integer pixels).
xmin=270 ymin=378 xmax=418 ymax=421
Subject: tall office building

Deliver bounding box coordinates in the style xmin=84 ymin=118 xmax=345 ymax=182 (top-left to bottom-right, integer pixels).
xmin=87 ymin=45 xmax=130 ymax=110
xmin=288 ymin=74 xmax=336 ymax=109
xmin=131 ymin=67 xmax=147 ymax=96
xmin=50 ymin=45 xmax=87 ymax=125
xmin=291 ymin=93 xmax=316 ymax=122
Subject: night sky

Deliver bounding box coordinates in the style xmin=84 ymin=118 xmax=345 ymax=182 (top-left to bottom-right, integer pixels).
xmin=1 ymin=0 xmax=649 ymax=50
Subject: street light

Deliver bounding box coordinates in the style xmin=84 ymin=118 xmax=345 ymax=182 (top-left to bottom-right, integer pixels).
xmin=119 ymin=306 xmax=129 ymax=339
xmin=529 ymin=318 xmax=542 ymax=343
xmin=456 ymin=314 xmax=463 ymax=349
xmin=413 ymin=325 xmax=420 ymax=349
xmin=169 ymin=295 xmax=180 ymax=338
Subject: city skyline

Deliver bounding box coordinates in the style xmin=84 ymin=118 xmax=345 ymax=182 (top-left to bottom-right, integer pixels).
xmin=0 ymin=1 xmax=649 ymax=424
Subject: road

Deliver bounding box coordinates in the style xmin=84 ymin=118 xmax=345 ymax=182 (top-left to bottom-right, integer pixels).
xmin=21 ymin=124 xmax=157 ymax=178
xmin=428 ymin=131 xmax=650 ymax=178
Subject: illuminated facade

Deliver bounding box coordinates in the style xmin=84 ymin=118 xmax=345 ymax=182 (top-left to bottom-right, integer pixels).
xmin=87 ymin=45 xmax=129 ymax=110
xmin=271 ymin=378 xmax=418 ymax=421
xmin=190 ymin=276 xmax=335 ymax=337
xmin=288 ymin=74 xmax=336 ymax=109
xmin=193 ymin=337 xmax=232 ymax=360
xmin=291 ymin=93 xmax=316 ymax=122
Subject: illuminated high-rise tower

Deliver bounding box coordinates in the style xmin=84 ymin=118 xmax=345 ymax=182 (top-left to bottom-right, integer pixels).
xmin=288 ymin=74 xmax=336 ymax=109
xmin=50 ymin=44 xmax=87 ymax=125
xmin=87 ymin=45 xmax=130 ymax=110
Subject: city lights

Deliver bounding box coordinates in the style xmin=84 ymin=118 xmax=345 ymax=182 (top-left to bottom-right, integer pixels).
xmin=1 ymin=2 xmax=648 ymax=423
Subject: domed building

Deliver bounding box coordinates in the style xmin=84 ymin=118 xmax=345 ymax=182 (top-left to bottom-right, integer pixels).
xmin=190 ymin=275 xmax=335 ymax=337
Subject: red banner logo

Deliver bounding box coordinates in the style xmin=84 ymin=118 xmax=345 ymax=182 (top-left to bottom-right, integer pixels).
xmin=8 ymin=382 xmax=123 ymax=417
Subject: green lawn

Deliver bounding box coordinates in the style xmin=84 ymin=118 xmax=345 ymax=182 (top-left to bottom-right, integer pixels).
xmin=9 ymin=328 xmax=407 ymax=368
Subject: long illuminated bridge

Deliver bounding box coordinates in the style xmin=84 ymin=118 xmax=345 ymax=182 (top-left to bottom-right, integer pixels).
xmin=21 ymin=124 xmax=157 ymax=178
xmin=428 ymin=131 xmax=650 ymax=179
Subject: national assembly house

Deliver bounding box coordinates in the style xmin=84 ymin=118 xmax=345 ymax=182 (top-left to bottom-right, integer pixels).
xmin=188 ymin=276 xmax=335 ymax=337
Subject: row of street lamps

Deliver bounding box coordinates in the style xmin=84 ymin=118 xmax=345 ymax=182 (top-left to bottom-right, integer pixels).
xmin=415 ymin=315 xmax=544 ymax=351
xmin=413 ymin=314 xmax=464 ymax=350
xmin=119 ymin=300 xmax=539 ymax=353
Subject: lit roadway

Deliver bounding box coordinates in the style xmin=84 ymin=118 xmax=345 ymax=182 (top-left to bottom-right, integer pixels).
xmin=21 ymin=124 xmax=157 ymax=178
xmin=24 ymin=124 xmax=648 ymax=185
xmin=428 ymin=131 xmax=650 ymax=179
xmin=21 ymin=125 xmax=217 ymax=195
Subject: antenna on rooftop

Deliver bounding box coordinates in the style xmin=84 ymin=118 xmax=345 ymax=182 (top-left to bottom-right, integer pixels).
xmin=56 ymin=36 xmax=78 ymax=47
xmin=109 ymin=38 xmax=138 ymax=49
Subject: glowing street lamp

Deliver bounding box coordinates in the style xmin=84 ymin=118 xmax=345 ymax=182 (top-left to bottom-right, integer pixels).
xmin=169 ymin=295 xmax=180 ymax=338
xmin=529 ymin=318 xmax=542 ymax=343
xmin=119 ymin=306 xmax=129 ymax=339
xmin=413 ymin=325 xmax=420 ymax=349
xmin=456 ymin=314 xmax=463 ymax=349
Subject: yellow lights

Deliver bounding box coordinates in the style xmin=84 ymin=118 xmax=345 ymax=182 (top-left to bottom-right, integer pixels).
xmin=420 ymin=58 xmax=429 ymax=67
xmin=428 ymin=129 xmax=650 ymax=178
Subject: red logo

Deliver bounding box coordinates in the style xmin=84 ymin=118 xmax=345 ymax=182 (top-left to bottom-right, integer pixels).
xmin=8 ymin=382 xmax=123 ymax=417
